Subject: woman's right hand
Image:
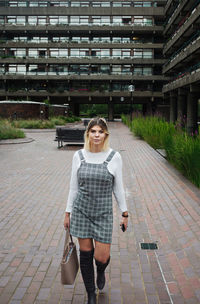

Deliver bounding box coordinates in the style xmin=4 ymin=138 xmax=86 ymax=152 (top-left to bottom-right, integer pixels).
xmin=64 ymin=212 xmax=70 ymax=230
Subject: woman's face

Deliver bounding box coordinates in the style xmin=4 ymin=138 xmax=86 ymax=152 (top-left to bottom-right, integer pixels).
xmin=88 ymin=125 xmax=106 ymax=148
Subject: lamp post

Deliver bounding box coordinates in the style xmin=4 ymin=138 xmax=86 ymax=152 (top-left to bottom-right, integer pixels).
xmin=128 ymin=84 xmax=135 ymax=120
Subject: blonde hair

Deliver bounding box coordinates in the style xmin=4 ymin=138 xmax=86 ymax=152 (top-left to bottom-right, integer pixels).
xmin=84 ymin=117 xmax=110 ymax=151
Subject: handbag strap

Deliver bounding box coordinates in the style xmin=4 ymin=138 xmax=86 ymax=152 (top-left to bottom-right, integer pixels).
xmin=63 ymin=229 xmax=74 ymax=258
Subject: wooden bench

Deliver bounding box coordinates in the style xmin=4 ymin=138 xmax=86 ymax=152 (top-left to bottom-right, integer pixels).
xmin=55 ymin=128 xmax=85 ymax=148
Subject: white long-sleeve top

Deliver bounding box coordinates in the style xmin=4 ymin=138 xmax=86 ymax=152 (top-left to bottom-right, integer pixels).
xmin=66 ymin=148 xmax=127 ymax=213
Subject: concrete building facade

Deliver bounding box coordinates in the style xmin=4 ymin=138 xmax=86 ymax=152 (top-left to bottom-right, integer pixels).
xmin=0 ymin=0 xmax=168 ymax=120
xmin=163 ymin=0 xmax=200 ymax=133
xmin=0 ymin=0 xmax=199 ymax=124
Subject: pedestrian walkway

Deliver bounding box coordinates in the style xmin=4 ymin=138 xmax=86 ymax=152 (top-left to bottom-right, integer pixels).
xmin=0 ymin=121 xmax=200 ymax=304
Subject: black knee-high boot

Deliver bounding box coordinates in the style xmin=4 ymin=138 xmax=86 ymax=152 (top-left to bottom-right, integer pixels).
xmin=80 ymin=249 xmax=96 ymax=304
xmin=95 ymin=257 xmax=110 ymax=290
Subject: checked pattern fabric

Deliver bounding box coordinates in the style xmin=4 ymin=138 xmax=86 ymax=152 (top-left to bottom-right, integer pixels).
xmin=70 ymin=150 xmax=116 ymax=243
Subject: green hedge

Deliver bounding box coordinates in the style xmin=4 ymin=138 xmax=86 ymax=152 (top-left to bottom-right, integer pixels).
xmin=122 ymin=114 xmax=200 ymax=188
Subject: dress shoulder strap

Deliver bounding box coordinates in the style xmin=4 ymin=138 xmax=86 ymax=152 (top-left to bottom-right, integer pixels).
xmin=104 ymin=150 xmax=116 ymax=164
xmin=78 ymin=150 xmax=85 ymax=162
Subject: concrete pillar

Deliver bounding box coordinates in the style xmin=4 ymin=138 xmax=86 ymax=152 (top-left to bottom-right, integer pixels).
xmin=108 ymin=102 xmax=114 ymax=121
xmin=177 ymin=89 xmax=187 ymax=124
xmin=146 ymin=102 xmax=152 ymax=115
xmin=186 ymin=92 xmax=198 ymax=134
xmin=70 ymin=103 xmax=80 ymax=117
xmin=142 ymin=103 xmax=147 ymax=116
xmin=169 ymin=92 xmax=177 ymax=123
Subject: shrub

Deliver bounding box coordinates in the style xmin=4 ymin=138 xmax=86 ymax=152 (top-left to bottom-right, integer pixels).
xmin=0 ymin=120 xmax=25 ymax=139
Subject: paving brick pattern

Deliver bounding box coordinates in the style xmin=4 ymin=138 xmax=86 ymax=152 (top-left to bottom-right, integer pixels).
xmin=0 ymin=121 xmax=200 ymax=304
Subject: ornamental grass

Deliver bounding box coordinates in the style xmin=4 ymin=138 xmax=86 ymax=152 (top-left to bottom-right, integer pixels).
xmin=0 ymin=119 xmax=25 ymax=140
xmin=122 ymin=114 xmax=200 ymax=188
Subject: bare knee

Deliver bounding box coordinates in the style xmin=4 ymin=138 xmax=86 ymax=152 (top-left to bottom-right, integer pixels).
xmin=94 ymin=241 xmax=110 ymax=264
xmin=95 ymin=255 xmax=109 ymax=264
xmin=78 ymin=238 xmax=94 ymax=251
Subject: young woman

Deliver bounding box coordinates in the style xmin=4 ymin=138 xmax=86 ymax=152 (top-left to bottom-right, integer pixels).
xmin=64 ymin=117 xmax=128 ymax=304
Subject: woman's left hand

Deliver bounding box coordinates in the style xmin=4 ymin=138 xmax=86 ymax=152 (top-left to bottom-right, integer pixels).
xmin=120 ymin=217 xmax=128 ymax=232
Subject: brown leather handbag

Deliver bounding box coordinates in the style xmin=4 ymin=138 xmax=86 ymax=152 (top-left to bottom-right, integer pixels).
xmin=61 ymin=229 xmax=79 ymax=285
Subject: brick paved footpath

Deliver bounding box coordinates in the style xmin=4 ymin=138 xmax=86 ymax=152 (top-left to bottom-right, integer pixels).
xmin=0 ymin=121 xmax=200 ymax=304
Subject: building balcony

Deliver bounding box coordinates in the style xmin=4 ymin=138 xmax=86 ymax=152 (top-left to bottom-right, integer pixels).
xmin=0 ymin=41 xmax=164 ymax=49
xmin=163 ymin=3 xmax=200 ymax=55
xmin=0 ymin=6 xmax=164 ymax=17
xmin=163 ymin=35 xmax=200 ymax=74
xmin=0 ymin=89 xmax=163 ymax=99
xmin=0 ymin=24 xmax=164 ymax=34
xmin=0 ymin=57 xmax=166 ymax=65
xmin=163 ymin=63 xmax=200 ymax=93
xmin=0 ymin=74 xmax=168 ymax=81
xmin=164 ymin=0 xmax=195 ymax=36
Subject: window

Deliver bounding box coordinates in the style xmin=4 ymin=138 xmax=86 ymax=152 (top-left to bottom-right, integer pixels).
xmin=50 ymin=1 xmax=68 ymax=6
xmin=15 ymin=48 xmax=26 ymax=57
xmin=18 ymin=1 xmax=27 ymax=6
xmin=101 ymin=17 xmax=110 ymax=25
xmin=9 ymin=1 xmax=18 ymax=6
xmin=0 ymin=16 xmax=4 ymax=24
xmin=122 ymin=65 xmax=131 ymax=74
xmin=133 ymin=49 xmax=143 ymax=58
xmin=112 ymin=65 xmax=121 ymax=74
xmin=70 ymin=16 xmax=79 ymax=25
xmin=113 ymin=37 xmax=121 ymax=43
xmin=49 ymin=16 xmax=59 ymax=25
xmin=92 ymin=2 xmax=110 ymax=7
xmin=101 ymin=37 xmax=110 ymax=43
xmin=7 ymin=16 xmax=16 ymax=24
xmin=121 ymin=49 xmax=130 ymax=58
xmin=70 ymin=49 xmax=79 ymax=57
xmin=112 ymin=49 xmax=121 ymax=58
xmin=0 ymin=65 xmax=4 ymax=75
xmin=58 ymin=16 xmax=68 ymax=24
xmin=91 ymin=65 xmax=99 ymax=74
xmin=144 ymin=17 xmax=153 ymax=26
xmin=143 ymin=49 xmax=153 ymax=58
xmin=100 ymin=65 xmax=110 ymax=74
xmin=101 ymin=49 xmax=110 ymax=58
xmin=79 ymin=49 xmax=89 ymax=57
xmin=29 ymin=49 xmax=39 ymax=58
xmin=134 ymin=16 xmax=143 ymax=25
xmin=122 ymin=17 xmax=131 ymax=25
xmin=92 ymin=16 xmax=101 ymax=25
xmin=112 ymin=82 xmax=121 ymax=91
xmin=133 ymin=67 xmax=142 ymax=75
xmin=38 ymin=49 xmax=47 ymax=58
xmin=122 ymin=38 xmax=130 ymax=43
xmin=38 ymin=17 xmax=46 ymax=25
xmin=71 ymin=1 xmax=80 ymax=7
xmin=70 ymin=49 xmax=89 ymax=57
xmin=8 ymin=64 xmax=26 ymax=74
xmin=143 ymin=67 xmax=152 ymax=75
xmin=28 ymin=65 xmax=37 ymax=75
xmin=113 ymin=2 xmax=122 ymax=7
xmin=80 ymin=65 xmax=89 ymax=74
xmin=29 ymin=1 xmax=39 ymax=7
xmin=80 ymin=16 xmax=89 ymax=24
xmin=80 ymin=2 xmax=89 ymax=7
xmin=28 ymin=16 xmax=37 ymax=25
xmin=113 ymin=16 xmax=122 ymax=25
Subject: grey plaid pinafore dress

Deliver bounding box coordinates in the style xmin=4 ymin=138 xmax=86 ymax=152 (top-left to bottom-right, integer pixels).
xmin=70 ymin=149 xmax=116 ymax=244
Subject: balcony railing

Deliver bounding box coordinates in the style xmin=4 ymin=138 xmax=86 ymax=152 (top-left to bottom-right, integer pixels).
xmin=163 ymin=30 xmax=200 ymax=67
